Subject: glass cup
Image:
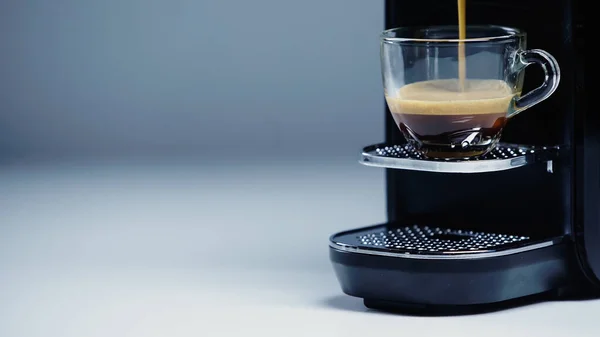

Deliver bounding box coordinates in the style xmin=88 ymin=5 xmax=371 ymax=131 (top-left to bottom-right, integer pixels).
xmin=380 ymin=25 xmax=560 ymax=159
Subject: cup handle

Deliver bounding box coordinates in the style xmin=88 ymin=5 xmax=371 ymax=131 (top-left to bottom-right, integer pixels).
xmin=508 ymin=49 xmax=561 ymax=118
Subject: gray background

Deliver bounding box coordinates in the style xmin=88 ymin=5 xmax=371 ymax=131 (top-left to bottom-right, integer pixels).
xmin=0 ymin=0 xmax=384 ymax=163
xmin=0 ymin=4 xmax=392 ymax=335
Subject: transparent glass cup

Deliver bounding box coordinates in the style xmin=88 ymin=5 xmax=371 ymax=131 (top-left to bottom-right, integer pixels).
xmin=380 ymin=25 xmax=560 ymax=159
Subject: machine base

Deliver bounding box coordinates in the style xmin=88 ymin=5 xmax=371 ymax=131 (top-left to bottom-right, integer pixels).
xmin=329 ymin=224 xmax=575 ymax=314
xmin=362 ymin=292 xmax=555 ymax=316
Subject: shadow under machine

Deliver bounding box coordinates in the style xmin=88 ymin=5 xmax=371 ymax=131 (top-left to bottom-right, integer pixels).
xmin=328 ymin=0 xmax=591 ymax=313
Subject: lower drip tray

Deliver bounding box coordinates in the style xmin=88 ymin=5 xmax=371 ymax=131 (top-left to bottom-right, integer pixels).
xmin=329 ymin=223 xmax=571 ymax=308
xmin=330 ymin=224 xmax=558 ymax=259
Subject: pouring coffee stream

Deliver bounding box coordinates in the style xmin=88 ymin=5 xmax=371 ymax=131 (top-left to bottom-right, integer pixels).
xmin=458 ymin=0 xmax=467 ymax=91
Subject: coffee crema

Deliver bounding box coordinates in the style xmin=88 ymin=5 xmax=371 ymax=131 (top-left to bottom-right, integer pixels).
xmin=385 ymin=79 xmax=516 ymax=158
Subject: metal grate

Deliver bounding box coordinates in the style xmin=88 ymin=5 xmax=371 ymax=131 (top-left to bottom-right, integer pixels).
xmin=374 ymin=144 xmax=529 ymax=161
xmin=357 ymin=225 xmax=529 ymax=253
xmin=329 ymin=224 xmax=561 ymax=259
xmin=361 ymin=143 xmax=561 ymax=173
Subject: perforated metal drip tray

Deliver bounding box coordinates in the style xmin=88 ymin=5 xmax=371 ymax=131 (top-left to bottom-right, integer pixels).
xmin=330 ymin=224 xmax=563 ymax=260
xmin=361 ymin=143 xmax=563 ymax=173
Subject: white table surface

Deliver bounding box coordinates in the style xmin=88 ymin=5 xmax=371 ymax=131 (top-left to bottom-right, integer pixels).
xmin=1 ymin=159 xmax=598 ymax=337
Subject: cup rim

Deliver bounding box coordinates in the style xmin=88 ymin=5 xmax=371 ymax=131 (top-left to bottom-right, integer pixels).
xmin=381 ymin=25 xmax=525 ymax=43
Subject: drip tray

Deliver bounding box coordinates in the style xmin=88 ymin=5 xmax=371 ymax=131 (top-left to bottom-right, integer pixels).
xmin=329 ymin=223 xmax=570 ymax=308
xmin=330 ymin=224 xmax=560 ymax=260
xmin=361 ymin=143 xmax=563 ymax=173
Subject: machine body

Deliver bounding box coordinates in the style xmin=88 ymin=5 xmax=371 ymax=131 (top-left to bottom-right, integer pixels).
xmin=329 ymin=0 xmax=591 ymax=313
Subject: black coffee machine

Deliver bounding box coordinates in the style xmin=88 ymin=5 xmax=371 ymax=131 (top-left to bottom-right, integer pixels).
xmin=329 ymin=0 xmax=590 ymax=313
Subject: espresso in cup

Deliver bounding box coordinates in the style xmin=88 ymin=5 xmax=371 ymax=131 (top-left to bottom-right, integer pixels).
xmin=385 ymin=79 xmax=516 ymax=158
xmin=381 ymin=22 xmax=560 ymax=159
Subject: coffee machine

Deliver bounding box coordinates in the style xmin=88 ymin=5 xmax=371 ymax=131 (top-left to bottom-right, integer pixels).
xmin=329 ymin=0 xmax=589 ymax=313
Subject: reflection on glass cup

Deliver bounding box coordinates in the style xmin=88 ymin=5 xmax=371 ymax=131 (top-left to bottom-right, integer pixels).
xmin=380 ymin=25 xmax=560 ymax=159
